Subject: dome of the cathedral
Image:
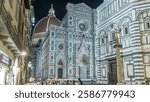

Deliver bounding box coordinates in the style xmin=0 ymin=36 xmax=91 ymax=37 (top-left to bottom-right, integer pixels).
xmin=33 ymin=4 xmax=60 ymax=35
xmin=33 ymin=16 xmax=59 ymax=34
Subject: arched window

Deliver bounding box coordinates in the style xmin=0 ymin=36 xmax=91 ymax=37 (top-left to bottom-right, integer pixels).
xmin=125 ymin=27 xmax=128 ymax=34
xmin=144 ymin=17 xmax=150 ymax=30
xmin=123 ymin=22 xmax=129 ymax=35
xmin=106 ymin=35 xmax=108 ymax=42
xmin=51 ymin=32 xmax=55 ymax=36
xmin=69 ymin=16 xmax=73 ymax=20
xmin=69 ymin=57 xmax=71 ymax=63
xmin=112 ymin=32 xmax=115 ymax=40
xmin=141 ymin=35 xmax=147 ymax=44
xmin=147 ymin=35 xmax=150 ymax=44
xmin=50 ymin=56 xmax=53 ymax=61
xmin=101 ymin=37 xmax=105 ymax=44
xmin=145 ymin=21 xmax=150 ymax=29
xmin=100 ymin=31 xmax=106 ymax=44
xmin=137 ymin=10 xmax=150 ymax=31
xmin=147 ymin=22 xmax=150 ymax=28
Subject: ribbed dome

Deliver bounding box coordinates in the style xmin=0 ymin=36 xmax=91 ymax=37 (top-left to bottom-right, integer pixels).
xmin=33 ymin=16 xmax=59 ymax=34
xmin=33 ymin=4 xmax=60 ymax=36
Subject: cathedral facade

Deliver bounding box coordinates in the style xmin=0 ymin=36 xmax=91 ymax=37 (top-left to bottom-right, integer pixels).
xmin=32 ymin=3 xmax=96 ymax=84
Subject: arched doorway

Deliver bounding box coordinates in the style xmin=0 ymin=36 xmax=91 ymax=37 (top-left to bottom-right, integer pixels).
xmin=79 ymin=54 xmax=90 ymax=79
xmin=58 ymin=68 xmax=63 ymax=78
xmin=108 ymin=60 xmax=117 ymax=85
xmin=57 ymin=59 xmax=64 ymax=79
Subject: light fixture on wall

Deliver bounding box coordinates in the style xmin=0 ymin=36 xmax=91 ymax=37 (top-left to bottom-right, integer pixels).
xmin=21 ymin=51 xmax=27 ymax=56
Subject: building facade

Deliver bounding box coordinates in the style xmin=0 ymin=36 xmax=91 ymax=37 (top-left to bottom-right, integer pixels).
xmin=32 ymin=0 xmax=150 ymax=85
xmin=96 ymin=0 xmax=150 ymax=85
xmin=0 ymin=0 xmax=33 ymax=85
xmin=32 ymin=3 xmax=96 ymax=84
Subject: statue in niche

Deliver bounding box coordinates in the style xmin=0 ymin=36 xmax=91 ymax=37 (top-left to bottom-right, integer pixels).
xmin=58 ymin=60 xmax=64 ymax=65
xmin=69 ymin=57 xmax=71 ymax=64
xmin=88 ymin=45 xmax=90 ymax=52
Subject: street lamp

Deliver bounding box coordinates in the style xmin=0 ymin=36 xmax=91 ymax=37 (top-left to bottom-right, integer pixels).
xmin=21 ymin=51 xmax=27 ymax=56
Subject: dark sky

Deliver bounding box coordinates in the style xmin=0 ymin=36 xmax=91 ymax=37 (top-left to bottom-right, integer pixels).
xmin=33 ymin=0 xmax=103 ymax=24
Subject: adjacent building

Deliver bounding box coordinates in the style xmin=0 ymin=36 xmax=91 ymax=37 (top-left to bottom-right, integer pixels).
xmin=96 ymin=0 xmax=150 ymax=85
xmin=0 ymin=0 xmax=34 ymax=85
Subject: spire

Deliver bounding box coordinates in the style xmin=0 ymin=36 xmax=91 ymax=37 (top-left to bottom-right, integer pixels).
xmin=48 ymin=4 xmax=55 ymax=17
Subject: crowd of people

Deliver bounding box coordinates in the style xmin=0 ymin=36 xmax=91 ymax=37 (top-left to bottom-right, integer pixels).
xmin=25 ymin=77 xmax=83 ymax=85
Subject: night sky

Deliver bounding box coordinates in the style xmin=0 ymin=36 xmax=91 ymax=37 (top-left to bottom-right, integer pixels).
xmin=33 ymin=0 xmax=103 ymax=24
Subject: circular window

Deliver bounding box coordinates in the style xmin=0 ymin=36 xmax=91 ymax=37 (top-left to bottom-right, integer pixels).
xmin=78 ymin=21 xmax=88 ymax=31
xmin=79 ymin=23 xmax=86 ymax=30
xmin=58 ymin=44 xmax=63 ymax=50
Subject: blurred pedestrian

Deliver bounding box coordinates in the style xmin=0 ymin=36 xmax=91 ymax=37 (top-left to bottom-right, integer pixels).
xmin=78 ymin=78 xmax=83 ymax=85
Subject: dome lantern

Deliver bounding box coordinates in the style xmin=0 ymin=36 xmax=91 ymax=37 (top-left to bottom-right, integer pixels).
xmin=48 ymin=4 xmax=55 ymax=17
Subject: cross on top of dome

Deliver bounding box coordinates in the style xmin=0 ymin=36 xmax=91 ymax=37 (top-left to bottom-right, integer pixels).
xmin=48 ymin=4 xmax=55 ymax=17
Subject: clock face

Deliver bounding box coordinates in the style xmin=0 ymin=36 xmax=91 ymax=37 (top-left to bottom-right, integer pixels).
xmin=59 ymin=44 xmax=63 ymax=50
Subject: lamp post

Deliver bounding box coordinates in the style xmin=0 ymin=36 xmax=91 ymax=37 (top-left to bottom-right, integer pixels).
xmin=114 ymin=29 xmax=124 ymax=85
